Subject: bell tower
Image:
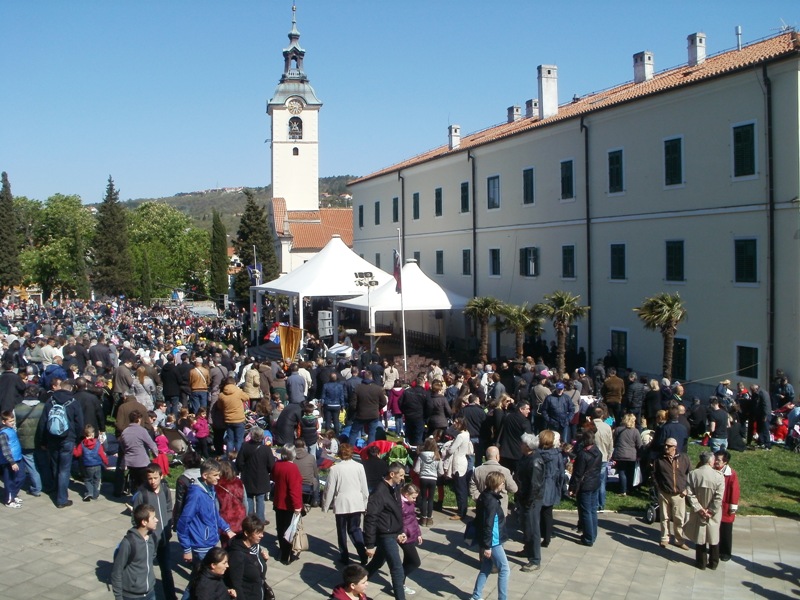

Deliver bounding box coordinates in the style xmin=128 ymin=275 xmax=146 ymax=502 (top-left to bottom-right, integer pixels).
xmin=267 ymin=3 xmax=322 ymax=211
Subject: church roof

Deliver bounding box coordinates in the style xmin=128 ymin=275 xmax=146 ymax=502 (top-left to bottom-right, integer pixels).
xmin=270 ymin=198 xmax=353 ymax=251
xmin=351 ymin=31 xmax=800 ymax=185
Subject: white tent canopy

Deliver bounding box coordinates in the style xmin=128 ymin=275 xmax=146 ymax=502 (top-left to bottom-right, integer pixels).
xmin=335 ymin=259 xmax=470 ymax=331
xmin=250 ymin=235 xmax=393 ymax=333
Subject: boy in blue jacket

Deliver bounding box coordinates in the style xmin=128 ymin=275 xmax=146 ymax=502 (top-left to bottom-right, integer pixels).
xmin=0 ymin=411 xmax=26 ymax=509
xmin=176 ymin=459 xmax=234 ymax=571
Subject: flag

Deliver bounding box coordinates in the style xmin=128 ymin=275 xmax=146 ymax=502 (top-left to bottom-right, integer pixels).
xmin=393 ymin=249 xmax=402 ymax=294
xmin=247 ymin=263 xmax=263 ymax=286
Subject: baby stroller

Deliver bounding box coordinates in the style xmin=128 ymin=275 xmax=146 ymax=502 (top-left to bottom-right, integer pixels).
xmin=640 ymin=428 xmax=660 ymax=524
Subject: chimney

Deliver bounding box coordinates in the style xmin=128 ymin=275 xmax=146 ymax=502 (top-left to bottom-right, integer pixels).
xmin=633 ymin=51 xmax=654 ymax=83
xmin=507 ymin=105 xmax=521 ymax=123
xmin=448 ymin=124 xmax=461 ymax=150
xmin=688 ymin=32 xmax=706 ymax=66
xmin=537 ymin=65 xmax=558 ymax=120
xmin=525 ymin=99 xmax=539 ymax=118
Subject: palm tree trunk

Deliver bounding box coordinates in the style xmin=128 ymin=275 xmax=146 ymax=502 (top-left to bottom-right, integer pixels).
xmin=515 ymin=331 xmax=524 ymax=361
xmin=556 ymin=325 xmax=567 ymax=376
xmin=662 ymin=327 xmax=675 ymax=380
xmin=480 ymin=317 xmax=489 ymax=364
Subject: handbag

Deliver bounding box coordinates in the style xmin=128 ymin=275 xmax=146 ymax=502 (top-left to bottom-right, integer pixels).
xmin=632 ymin=460 xmax=642 ymax=488
xmin=263 ymin=581 xmax=276 ymax=600
xmin=291 ymin=517 xmax=309 ymax=554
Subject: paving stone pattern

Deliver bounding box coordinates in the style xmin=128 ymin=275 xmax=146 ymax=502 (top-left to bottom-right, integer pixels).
xmin=0 ymin=485 xmax=798 ymax=600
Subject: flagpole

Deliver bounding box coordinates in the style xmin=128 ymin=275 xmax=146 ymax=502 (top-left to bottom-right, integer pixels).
xmin=397 ymin=228 xmax=408 ymax=376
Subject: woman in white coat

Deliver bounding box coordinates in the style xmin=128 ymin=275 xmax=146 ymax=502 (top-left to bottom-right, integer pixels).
xmin=322 ymin=442 xmax=370 ymax=565
xmin=445 ymin=418 xmax=473 ymax=521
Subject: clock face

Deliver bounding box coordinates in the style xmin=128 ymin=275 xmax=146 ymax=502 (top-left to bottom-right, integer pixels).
xmin=287 ymin=99 xmax=303 ymax=115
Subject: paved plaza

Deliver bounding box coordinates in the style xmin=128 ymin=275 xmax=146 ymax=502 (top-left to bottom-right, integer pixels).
xmin=0 ymin=483 xmax=797 ymax=600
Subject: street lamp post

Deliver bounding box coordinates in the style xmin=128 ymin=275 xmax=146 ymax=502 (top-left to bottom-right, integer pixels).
xmin=355 ymin=271 xmax=379 ymax=352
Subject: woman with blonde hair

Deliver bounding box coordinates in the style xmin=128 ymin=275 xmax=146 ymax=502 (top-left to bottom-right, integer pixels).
xmin=612 ymin=413 xmax=642 ymax=496
xmin=644 ymin=379 xmax=661 ymax=428
xmin=131 ymin=365 xmax=156 ymax=410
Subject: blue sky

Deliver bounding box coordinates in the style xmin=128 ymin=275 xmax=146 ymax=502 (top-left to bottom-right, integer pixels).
xmin=2 ymin=1 xmax=797 ymax=203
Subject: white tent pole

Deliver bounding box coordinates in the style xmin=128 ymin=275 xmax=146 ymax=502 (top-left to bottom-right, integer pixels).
xmin=397 ymin=227 xmax=408 ymax=375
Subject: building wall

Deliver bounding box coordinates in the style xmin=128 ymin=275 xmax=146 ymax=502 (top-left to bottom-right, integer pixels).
xmin=352 ymin=55 xmax=800 ymax=386
xmin=271 ymin=105 xmax=320 ymax=211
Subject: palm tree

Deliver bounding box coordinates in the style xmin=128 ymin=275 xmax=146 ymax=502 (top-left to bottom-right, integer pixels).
xmin=464 ymin=296 xmax=505 ymax=364
xmin=496 ymin=302 xmax=546 ymax=360
xmin=633 ymin=292 xmax=687 ymax=380
xmin=540 ymin=291 xmax=590 ymax=376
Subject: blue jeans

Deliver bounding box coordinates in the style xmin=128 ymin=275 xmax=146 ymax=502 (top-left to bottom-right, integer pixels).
xmin=226 ymin=422 xmax=245 ymax=454
xmin=83 ymin=465 xmax=102 ymax=499
xmin=48 ymin=438 xmax=75 ymax=506
xmin=710 ymin=437 xmax=728 ymax=453
xmin=472 ymin=544 xmax=509 ymax=600
xmin=577 ymin=489 xmax=599 ymax=546
xmin=1 ymin=461 xmax=26 ymax=503
xmin=598 ymin=462 xmax=608 ymax=510
xmin=367 ymin=533 xmax=406 ymax=600
xmin=21 ymin=450 xmax=42 ymax=495
xmin=247 ymin=493 xmax=266 ymax=521
xmin=189 ymin=391 xmax=208 ymax=414
xmin=349 ymin=418 xmax=380 ymax=445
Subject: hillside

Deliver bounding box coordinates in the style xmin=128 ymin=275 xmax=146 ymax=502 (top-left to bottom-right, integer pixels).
xmin=113 ymin=175 xmax=356 ymax=234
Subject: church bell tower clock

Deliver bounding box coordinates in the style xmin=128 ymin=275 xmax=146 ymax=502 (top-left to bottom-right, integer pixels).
xmin=267 ymin=3 xmax=322 ymax=211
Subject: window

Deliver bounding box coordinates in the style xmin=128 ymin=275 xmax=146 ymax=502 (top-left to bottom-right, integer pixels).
xmin=392 ymin=197 xmax=399 ymax=223
xmin=435 ymin=250 xmax=444 ymax=275
xmin=610 ymin=244 xmax=626 ymax=280
xmin=523 ymin=168 xmax=535 ymax=205
xmin=412 ymin=193 xmax=420 ymax=220
xmin=487 ymin=176 xmax=500 ymax=209
xmin=736 ymin=345 xmax=758 ymax=379
xmin=357 ymin=205 xmax=364 ymax=228
xmin=608 ymin=150 xmax=623 ymax=194
xmin=288 ymin=117 xmax=303 ymax=140
xmin=611 ymin=330 xmax=628 ymax=369
xmin=567 ymin=325 xmax=578 ymax=354
xmin=413 ymin=251 xmax=421 ymax=266
xmin=374 ymin=201 xmax=380 ymax=225
xmin=292 ymin=147 xmax=299 ymax=156
xmin=560 ymin=160 xmax=574 ymax=200
xmin=489 ymin=248 xmax=501 ymax=276
xmin=460 ymin=182 xmax=470 ymax=213
xmin=665 ymin=240 xmax=684 ymax=282
xmin=374 ymin=253 xmax=381 ymax=269
xmin=733 ymin=123 xmax=756 ymax=178
xmin=519 ymin=247 xmax=539 ymax=277
xmin=734 ymin=238 xmax=757 ymax=283
xmin=434 ymin=188 xmax=443 ymax=217
xmin=673 ymin=338 xmax=687 ymax=381
xmin=664 ymin=138 xmax=682 ymax=186
xmin=562 ymin=245 xmax=575 ymax=279
xmin=462 ymin=249 xmax=471 ymax=275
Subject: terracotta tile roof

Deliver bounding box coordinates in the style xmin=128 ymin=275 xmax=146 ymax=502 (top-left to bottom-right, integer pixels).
xmin=352 ymin=31 xmax=800 ymax=185
xmin=271 ymin=197 xmax=287 ymax=235
xmin=272 ymin=206 xmax=354 ymax=251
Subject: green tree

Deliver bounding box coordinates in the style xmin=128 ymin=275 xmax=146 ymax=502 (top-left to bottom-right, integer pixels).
xmin=18 ymin=194 xmax=95 ymax=299
xmin=541 ymin=291 xmax=590 ymax=376
xmin=140 ymin=250 xmax=153 ymax=306
xmin=464 ymin=296 xmax=505 ymax=364
xmin=92 ymin=176 xmax=134 ymax=297
xmin=0 ymin=173 xmax=22 ymax=299
xmin=233 ymin=189 xmax=278 ymax=304
xmin=496 ymin=302 xmax=546 ymax=361
xmin=210 ymin=209 xmax=229 ymax=299
xmin=633 ymin=292 xmax=687 ymax=380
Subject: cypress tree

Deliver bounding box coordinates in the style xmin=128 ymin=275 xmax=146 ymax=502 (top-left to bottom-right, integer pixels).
xmin=209 ymin=209 xmax=229 ymax=299
xmin=92 ymin=176 xmax=134 ymax=297
xmin=232 ymin=189 xmax=278 ymax=303
xmin=0 ymin=172 xmax=22 ymax=299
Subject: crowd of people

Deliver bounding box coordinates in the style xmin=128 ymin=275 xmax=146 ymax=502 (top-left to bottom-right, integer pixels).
xmin=1 ymin=298 xmax=793 ymax=599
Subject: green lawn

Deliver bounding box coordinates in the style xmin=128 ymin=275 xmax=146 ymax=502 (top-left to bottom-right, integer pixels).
xmin=142 ymin=436 xmax=800 ymax=519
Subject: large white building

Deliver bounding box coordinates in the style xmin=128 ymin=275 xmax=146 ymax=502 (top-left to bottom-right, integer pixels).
xmin=350 ymin=30 xmax=800 ymax=388
xmin=266 ymin=5 xmax=352 ymax=273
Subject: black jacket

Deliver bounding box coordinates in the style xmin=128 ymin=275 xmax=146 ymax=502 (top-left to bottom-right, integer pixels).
xmin=364 ymin=479 xmax=403 ymax=547
xmin=569 ymin=444 xmax=602 ymax=494
xmin=0 ymin=370 xmax=26 ymax=413
xmin=475 ymin=488 xmax=507 ymax=551
xmin=514 ymin=450 xmax=545 ymax=507
xmin=399 ymin=386 xmax=428 ymax=421
xmin=226 ymin=536 xmax=268 ymax=600
xmin=160 ymin=362 xmax=181 ymax=397
xmin=191 ymin=569 xmax=230 ymax=600
xmin=498 ymin=410 xmax=532 ymax=461
xmin=74 ymin=390 xmax=104 ymax=438
xmin=273 ymin=402 xmax=302 ymax=446
xmin=460 ymin=403 xmax=486 ymax=438
xmin=236 ymin=441 xmax=276 ymax=496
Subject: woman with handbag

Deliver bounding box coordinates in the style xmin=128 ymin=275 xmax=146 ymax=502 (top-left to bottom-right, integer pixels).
xmin=227 ymin=515 xmax=274 ymax=600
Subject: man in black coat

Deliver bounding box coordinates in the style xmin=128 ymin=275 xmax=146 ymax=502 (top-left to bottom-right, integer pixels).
xmin=364 ymin=463 xmax=407 ymax=600
xmin=235 ymin=426 xmax=275 ymax=521
xmin=460 ymin=393 xmax=487 ymax=467
xmin=73 ymin=377 xmax=104 ymax=437
xmin=273 ymin=401 xmax=302 ymax=447
xmin=515 ymin=432 xmax=545 ymax=572
xmin=0 ymin=360 xmax=26 ymax=413
xmin=159 ymin=354 xmax=182 ymax=416
xmin=498 ymin=401 xmax=532 ymax=474
xmin=398 ymin=374 xmax=429 ymax=446
xmin=348 ymin=371 xmax=386 ymax=446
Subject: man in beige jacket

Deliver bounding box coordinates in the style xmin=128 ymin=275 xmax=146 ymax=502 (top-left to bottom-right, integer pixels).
xmin=469 ymin=445 xmax=518 ymax=515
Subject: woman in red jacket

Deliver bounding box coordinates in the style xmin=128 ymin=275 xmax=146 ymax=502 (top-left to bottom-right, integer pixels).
xmin=714 ymin=450 xmax=740 ymax=562
xmin=272 ymin=445 xmax=304 ymax=564
xmin=216 ymin=459 xmax=246 ymax=547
